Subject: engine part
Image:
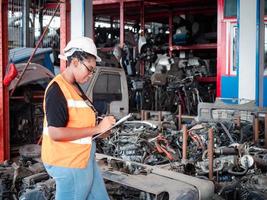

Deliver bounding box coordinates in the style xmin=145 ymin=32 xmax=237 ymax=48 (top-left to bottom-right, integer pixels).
xmin=240 ymin=155 xmax=254 ymax=169
xmin=96 ymin=153 xmax=214 ymax=200
xmin=197 ymin=155 xmax=237 ymax=174
xmin=19 ymin=178 xmax=55 ymax=200
xmin=22 ymin=173 xmax=50 ymax=188
xmin=19 ymin=144 xmax=41 ymax=159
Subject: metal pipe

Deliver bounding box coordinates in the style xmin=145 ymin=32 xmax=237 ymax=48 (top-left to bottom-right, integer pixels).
xmin=236 ymin=115 xmax=241 ymax=128
xmin=140 ymin=60 xmax=144 ymax=76
xmin=168 ymin=11 xmax=173 ymax=56
xmin=253 ymin=156 xmax=267 ymax=169
xmin=214 ymin=147 xmax=237 ymax=156
xmin=253 ymin=114 xmax=259 ymax=144
xmin=139 ymin=1 xmax=145 ymax=77
xmin=84 ymin=0 xmax=93 ymax=38
xmin=144 ymin=111 xmax=148 ymax=120
xmin=119 ymin=0 xmax=124 ymax=48
xmin=23 ymin=0 xmax=30 ymax=47
xmin=208 ymin=128 xmax=214 ymax=181
xmin=10 ymin=2 xmax=61 ymax=96
xmin=178 ymin=104 xmax=182 ymax=130
xmin=140 ymin=0 xmax=144 ymax=33
xmin=141 ymin=110 xmax=144 ymax=120
xmin=158 ymin=111 xmax=162 ymax=124
xmin=182 ymin=125 xmax=188 ymax=160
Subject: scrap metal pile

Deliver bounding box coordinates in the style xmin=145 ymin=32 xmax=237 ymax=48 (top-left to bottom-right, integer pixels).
xmin=0 ymin=145 xmax=55 ymax=200
xmin=96 ymin=110 xmax=267 ymax=200
xmin=2 ymin=108 xmax=267 ymax=200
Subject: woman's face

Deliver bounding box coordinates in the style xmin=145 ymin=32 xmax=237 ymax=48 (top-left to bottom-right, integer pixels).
xmin=73 ymin=57 xmax=96 ymax=84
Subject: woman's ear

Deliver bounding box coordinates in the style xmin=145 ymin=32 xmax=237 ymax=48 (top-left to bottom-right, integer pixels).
xmin=71 ymin=57 xmax=79 ymax=67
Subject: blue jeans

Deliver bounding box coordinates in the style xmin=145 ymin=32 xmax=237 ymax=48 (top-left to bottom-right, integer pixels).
xmin=44 ymin=143 xmax=109 ymax=200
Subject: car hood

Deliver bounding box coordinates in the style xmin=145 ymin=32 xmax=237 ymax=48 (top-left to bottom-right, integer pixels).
xmin=9 ymin=63 xmax=54 ymax=91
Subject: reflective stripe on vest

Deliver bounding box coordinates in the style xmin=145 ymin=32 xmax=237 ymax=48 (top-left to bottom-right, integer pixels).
xmin=43 ymin=127 xmax=92 ymax=144
xmin=67 ymin=99 xmax=89 ymax=108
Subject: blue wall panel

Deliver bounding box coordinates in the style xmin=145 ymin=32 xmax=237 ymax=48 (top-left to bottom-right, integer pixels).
xmin=221 ymin=76 xmax=238 ymax=98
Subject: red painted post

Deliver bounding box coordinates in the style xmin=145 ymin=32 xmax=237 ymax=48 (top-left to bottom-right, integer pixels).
xmin=216 ymin=0 xmax=224 ymax=97
xmin=0 ymin=0 xmax=10 ymax=162
xmin=60 ymin=0 xmax=70 ymax=72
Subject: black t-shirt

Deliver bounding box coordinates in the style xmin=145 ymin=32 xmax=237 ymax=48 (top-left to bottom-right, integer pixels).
xmin=45 ymin=82 xmax=91 ymax=127
xmin=45 ymin=82 xmax=68 ymax=127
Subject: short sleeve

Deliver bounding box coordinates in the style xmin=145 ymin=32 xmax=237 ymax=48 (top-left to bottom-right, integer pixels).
xmin=45 ymin=82 xmax=68 ymax=127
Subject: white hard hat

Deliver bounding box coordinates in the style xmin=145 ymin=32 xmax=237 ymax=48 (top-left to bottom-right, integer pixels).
xmin=58 ymin=36 xmax=101 ymax=62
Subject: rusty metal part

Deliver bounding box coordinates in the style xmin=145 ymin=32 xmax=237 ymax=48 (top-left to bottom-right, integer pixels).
xmin=253 ymin=115 xmax=259 ymax=144
xmin=236 ymin=115 xmax=241 ymax=128
xmin=182 ymin=125 xmax=188 ymax=160
xmin=96 ymin=153 xmax=214 ymax=200
xmin=140 ymin=110 xmax=145 ymax=120
xmin=208 ymin=128 xmax=214 ymax=181
xmin=214 ymin=147 xmax=237 ymax=156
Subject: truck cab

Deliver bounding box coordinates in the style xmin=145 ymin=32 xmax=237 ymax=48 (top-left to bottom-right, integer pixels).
xmin=84 ymin=66 xmax=129 ymax=117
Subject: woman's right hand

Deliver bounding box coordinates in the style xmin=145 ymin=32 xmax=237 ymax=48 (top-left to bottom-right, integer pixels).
xmin=96 ymin=116 xmax=116 ymax=134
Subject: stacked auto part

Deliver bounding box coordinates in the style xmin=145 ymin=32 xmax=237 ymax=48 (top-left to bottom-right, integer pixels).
xmin=95 ymin=107 xmax=267 ymax=200
xmin=0 ymin=145 xmax=55 ymax=200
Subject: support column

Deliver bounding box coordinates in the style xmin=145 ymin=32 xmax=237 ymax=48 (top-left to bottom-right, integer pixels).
xmin=23 ymin=0 xmax=31 ymax=47
xmin=70 ymin=0 xmax=93 ymax=38
xmin=0 ymin=0 xmax=10 ymax=162
xmin=120 ymin=0 xmax=124 ymax=48
xmin=139 ymin=0 xmax=144 ymax=76
xmin=238 ymin=0 xmax=257 ymax=103
xmin=168 ymin=11 xmax=173 ymax=56
xmin=257 ymin=0 xmax=264 ymax=107
xmin=84 ymin=0 xmax=93 ymax=38
xmin=140 ymin=0 xmax=144 ymax=33
xmin=60 ymin=0 xmax=70 ymax=72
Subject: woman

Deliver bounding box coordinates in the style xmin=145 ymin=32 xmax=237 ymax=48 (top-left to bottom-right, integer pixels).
xmin=42 ymin=37 xmax=115 ymax=200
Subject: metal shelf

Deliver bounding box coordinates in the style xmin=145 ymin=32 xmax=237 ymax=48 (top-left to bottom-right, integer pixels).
xmin=170 ymin=43 xmax=217 ymax=51
xmin=196 ymin=76 xmax=216 ymax=83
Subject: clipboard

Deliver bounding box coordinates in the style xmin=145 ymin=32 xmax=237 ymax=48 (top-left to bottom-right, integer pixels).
xmin=92 ymin=113 xmax=133 ymax=140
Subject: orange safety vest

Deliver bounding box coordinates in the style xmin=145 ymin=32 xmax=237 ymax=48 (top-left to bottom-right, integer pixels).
xmin=41 ymin=74 xmax=96 ymax=168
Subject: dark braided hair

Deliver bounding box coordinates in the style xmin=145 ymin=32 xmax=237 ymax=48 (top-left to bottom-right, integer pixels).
xmin=66 ymin=51 xmax=96 ymax=66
